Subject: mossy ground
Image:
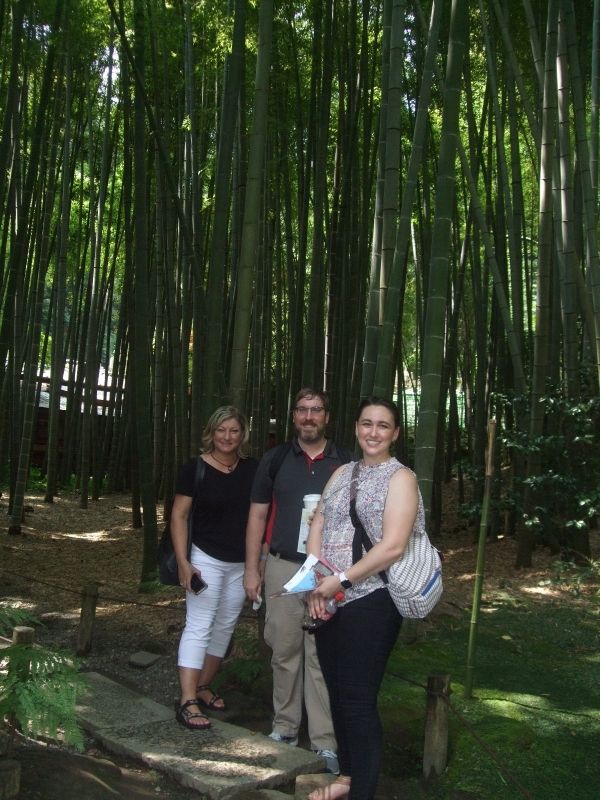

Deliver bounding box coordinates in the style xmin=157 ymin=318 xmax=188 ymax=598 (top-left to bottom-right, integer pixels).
xmin=219 ymin=578 xmax=599 ymax=799
xmin=378 ymin=593 xmax=600 ymax=799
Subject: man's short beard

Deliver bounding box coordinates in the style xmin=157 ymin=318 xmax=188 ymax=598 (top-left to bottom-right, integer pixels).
xmin=297 ymin=425 xmax=323 ymax=443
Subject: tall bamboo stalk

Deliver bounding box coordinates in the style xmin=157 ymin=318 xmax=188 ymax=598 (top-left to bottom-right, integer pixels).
xmin=465 ymin=419 xmax=497 ymax=699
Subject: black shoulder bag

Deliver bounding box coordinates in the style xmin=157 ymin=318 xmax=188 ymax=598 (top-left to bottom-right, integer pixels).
xmin=157 ymin=458 xmax=206 ymax=585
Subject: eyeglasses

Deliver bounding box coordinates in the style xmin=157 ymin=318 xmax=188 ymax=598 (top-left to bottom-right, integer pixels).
xmin=294 ymin=405 xmax=325 ymax=416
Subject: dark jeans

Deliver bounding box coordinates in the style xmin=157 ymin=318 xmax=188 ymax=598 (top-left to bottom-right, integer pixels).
xmin=314 ymin=588 xmax=402 ymax=800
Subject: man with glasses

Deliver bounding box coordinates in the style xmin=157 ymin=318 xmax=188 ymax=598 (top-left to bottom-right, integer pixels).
xmin=244 ymin=388 xmax=351 ymax=774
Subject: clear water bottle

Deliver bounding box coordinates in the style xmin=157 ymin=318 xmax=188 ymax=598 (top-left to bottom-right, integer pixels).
xmin=302 ymin=591 xmax=345 ymax=633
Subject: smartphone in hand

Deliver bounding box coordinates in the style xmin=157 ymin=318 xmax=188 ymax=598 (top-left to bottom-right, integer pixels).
xmin=190 ymin=573 xmax=208 ymax=594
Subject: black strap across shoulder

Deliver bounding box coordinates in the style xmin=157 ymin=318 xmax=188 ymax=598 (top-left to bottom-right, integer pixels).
xmin=268 ymin=441 xmax=293 ymax=483
xmin=349 ymin=461 xmax=388 ymax=585
xmin=193 ymin=456 xmax=206 ymax=495
xmin=157 ymin=456 xmax=206 ymax=585
xmin=188 ymin=456 xmax=206 ymax=532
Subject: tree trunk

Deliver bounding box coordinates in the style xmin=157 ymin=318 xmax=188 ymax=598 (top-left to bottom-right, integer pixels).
xmin=229 ymin=0 xmax=274 ymax=411
xmin=414 ymin=0 xmax=468 ymax=524
xmin=131 ymin=0 xmax=158 ymax=584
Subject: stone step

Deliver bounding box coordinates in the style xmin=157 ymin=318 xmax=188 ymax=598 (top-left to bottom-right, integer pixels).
xmin=77 ymin=671 xmax=325 ymax=800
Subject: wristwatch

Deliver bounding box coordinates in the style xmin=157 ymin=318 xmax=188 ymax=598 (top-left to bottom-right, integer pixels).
xmin=338 ymin=571 xmax=352 ymax=589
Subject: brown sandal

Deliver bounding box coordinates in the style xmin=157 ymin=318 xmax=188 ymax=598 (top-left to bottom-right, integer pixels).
xmin=176 ymin=699 xmax=211 ymax=730
xmin=197 ymin=684 xmax=226 ymax=711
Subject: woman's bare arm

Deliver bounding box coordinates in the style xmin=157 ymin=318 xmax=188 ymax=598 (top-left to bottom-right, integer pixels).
xmin=310 ymin=469 xmax=418 ymax=607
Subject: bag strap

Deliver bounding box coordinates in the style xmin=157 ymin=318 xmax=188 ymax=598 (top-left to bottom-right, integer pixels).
xmin=349 ymin=462 xmax=388 ymax=585
xmin=189 ymin=457 xmax=206 ymax=522
xmin=186 ymin=457 xmax=206 ymax=552
xmin=192 ymin=456 xmax=206 ymax=497
xmin=268 ymin=441 xmax=293 ymax=483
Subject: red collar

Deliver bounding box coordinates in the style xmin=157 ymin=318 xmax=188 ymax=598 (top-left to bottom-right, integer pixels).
xmin=302 ymin=450 xmax=325 ymax=465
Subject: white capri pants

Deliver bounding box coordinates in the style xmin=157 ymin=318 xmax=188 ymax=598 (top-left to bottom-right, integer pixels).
xmin=178 ymin=544 xmax=246 ymax=669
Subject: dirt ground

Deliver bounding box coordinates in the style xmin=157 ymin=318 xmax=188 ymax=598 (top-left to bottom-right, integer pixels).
xmin=1 ymin=486 xmax=597 ymax=799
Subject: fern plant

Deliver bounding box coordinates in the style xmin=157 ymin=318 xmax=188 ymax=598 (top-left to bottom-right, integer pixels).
xmin=0 ymin=607 xmax=85 ymax=749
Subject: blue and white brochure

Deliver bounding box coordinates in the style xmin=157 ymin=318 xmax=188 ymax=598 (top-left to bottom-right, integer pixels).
xmin=269 ymin=554 xmax=337 ymax=597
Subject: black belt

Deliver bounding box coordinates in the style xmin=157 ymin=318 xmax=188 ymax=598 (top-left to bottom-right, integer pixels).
xmin=269 ymin=548 xmax=304 ymax=564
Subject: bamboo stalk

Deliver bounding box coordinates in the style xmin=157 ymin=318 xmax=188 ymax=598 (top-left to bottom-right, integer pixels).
xmin=465 ymin=419 xmax=496 ymax=699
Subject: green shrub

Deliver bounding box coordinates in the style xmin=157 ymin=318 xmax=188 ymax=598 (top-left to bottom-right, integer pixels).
xmin=489 ymin=391 xmax=600 ymax=553
xmin=0 ymin=607 xmax=85 ymax=749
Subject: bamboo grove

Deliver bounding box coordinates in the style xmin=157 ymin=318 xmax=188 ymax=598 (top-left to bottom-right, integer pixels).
xmin=1 ymin=0 xmax=599 ymax=583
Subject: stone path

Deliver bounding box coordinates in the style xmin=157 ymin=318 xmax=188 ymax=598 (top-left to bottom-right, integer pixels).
xmin=76 ymin=672 xmax=336 ymax=800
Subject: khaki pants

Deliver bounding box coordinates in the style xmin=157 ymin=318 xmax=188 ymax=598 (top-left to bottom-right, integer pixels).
xmin=264 ymin=554 xmax=336 ymax=751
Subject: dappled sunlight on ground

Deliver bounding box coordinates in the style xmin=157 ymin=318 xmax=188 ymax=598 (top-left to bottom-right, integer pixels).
xmin=483 ymin=690 xmax=555 ymax=710
xmin=520 ymin=584 xmax=564 ymax=598
xmin=2 ymin=487 xmax=596 ymax=639
xmin=581 ymin=652 xmax=600 ymax=663
xmin=2 ymin=488 xmax=597 ymax=625
xmin=48 ymin=531 xmax=121 ymax=542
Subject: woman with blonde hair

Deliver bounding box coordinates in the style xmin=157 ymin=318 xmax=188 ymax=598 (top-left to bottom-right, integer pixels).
xmin=171 ymin=406 xmax=258 ymax=730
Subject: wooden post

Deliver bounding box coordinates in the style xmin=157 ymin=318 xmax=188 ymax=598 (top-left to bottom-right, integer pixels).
xmin=10 ymin=626 xmax=35 ymax=682
xmin=11 ymin=626 xmax=34 ymax=646
xmin=8 ymin=627 xmax=35 ymax=730
xmin=77 ymin=582 xmax=99 ymax=656
xmin=423 ymin=674 xmax=450 ymax=779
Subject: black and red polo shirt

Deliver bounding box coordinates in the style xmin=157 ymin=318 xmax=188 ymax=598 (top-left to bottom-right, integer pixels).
xmin=250 ymin=438 xmax=352 ymax=562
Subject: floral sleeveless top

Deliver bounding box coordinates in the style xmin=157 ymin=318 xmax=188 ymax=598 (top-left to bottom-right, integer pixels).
xmin=319 ymin=458 xmax=425 ymax=605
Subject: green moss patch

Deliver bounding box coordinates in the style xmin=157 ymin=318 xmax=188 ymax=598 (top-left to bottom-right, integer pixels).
xmin=380 ymin=596 xmax=600 ymax=799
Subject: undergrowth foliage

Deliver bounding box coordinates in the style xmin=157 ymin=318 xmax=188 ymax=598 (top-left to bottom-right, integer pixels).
xmin=0 ymin=607 xmax=39 ymax=630
xmin=516 ymin=393 xmax=599 ymax=552
xmin=464 ymin=390 xmax=600 ymax=554
xmin=546 ymin=558 xmax=600 ymax=598
xmin=0 ymin=608 xmax=85 ymax=749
